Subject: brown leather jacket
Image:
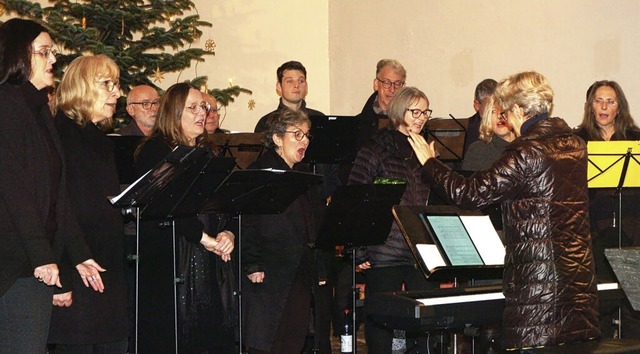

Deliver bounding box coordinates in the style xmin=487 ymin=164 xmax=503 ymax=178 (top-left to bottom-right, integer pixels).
xmin=421 ymin=115 xmax=600 ymax=349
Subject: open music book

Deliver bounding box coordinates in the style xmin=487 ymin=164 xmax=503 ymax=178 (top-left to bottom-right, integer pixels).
xmin=417 ymin=214 xmax=505 ymax=270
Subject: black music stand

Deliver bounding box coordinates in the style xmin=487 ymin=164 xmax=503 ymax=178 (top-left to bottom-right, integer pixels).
xmin=315 ymin=183 xmax=406 ymax=354
xmin=393 ymin=205 xmax=504 ymax=284
xmin=303 ymin=115 xmax=360 ymax=164
xmin=210 ymin=133 xmax=265 ymax=170
xmin=111 ymin=146 xmax=235 ymax=354
xmin=202 ymin=168 xmax=323 ymax=353
xmin=423 ymin=115 xmax=467 ymax=162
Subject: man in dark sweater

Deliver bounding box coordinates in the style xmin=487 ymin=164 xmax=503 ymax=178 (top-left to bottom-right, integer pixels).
xmin=254 ymin=60 xmax=324 ymax=133
xmin=117 ymin=85 xmax=159 ymax=136
xmin=355 ymin=59 xmax=406 ymax=148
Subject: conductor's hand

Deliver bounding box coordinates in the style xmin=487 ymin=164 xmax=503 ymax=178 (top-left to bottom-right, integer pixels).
xmin=76 ymin=259 xmax=106 ymax=293
xmin=408 ymin=131 xmax=436 ymax=165
xmin=248 ymin=272 xmax=265 ymax=283
xmin=53 ymin=291 xmax=73 ymax=307
xmin=34 ymin=263 xmax=62 ymax=288
xmin=357 ymin=261 xmax=371 ymax=271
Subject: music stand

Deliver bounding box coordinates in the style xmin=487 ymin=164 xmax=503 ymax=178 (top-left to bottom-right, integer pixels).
xmin=210 ymin=133 xmax=266 ymax=170
xmin=315 ymin=183 xmax=406 ymax=354
xmin=202 ymin=168 xmax=323 ymax=353
xmin=110 ymin=146 xmax=235 ymax=354
xmin=303 ymin=115 xmax=360 ymax=164
xmin=393 ymin=205 xmax=504 ymax=284
xmin=423 ymin=115 xmax=468 ymax=161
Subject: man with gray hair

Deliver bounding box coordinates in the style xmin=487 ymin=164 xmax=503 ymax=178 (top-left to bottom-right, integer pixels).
xmin=117 ymin=85 xmax=159 ymax=136
xmin=463 ymin=78 xmax=497 ymax=154
xmin=355 ymin=59 xmax=407 ymax=145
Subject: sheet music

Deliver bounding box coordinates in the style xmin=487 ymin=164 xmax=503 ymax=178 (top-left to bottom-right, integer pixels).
xmin=460 ymin=215 xmax=505 ymax=265
xmin=416 ymin=244 xmax=446 ymax=270
xmin=425 ymin=215 xmax=483 ymax=265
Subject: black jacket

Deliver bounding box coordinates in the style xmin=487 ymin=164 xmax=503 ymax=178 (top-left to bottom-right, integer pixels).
xmin=0 ymin=83 xmax=91 ymax=297
xmin=348 ymin=128 xmax=430 ymax=267
xmin=421 ymin=115 xmax=600 ymax=349
xmin=241 ymin=148 xmax=325 ymax=351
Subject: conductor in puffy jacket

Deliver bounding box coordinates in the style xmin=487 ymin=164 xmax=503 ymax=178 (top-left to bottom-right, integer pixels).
xmin=407 ymin=71 xmax=600 ymax=351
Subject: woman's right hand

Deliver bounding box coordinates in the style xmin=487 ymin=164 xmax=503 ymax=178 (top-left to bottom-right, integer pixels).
xmin=34 ymin=263 xmax=62 ymax=288
xmin=247 ymin=272 xmax=265 ymax=283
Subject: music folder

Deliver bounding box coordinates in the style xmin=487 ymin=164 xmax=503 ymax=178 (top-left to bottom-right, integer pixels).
xmin=393 ymin=205 xmax=505 ymax=282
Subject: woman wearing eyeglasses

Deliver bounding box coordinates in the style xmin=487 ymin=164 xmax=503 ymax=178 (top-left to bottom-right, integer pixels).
xmin=241 ymin=108 xmax=325 ymax=354
xmin=348 ymin=86 xmax=436 ymax=354
xmin=134 ymin=82 xmax=236 ymax=353
xmin=574 ymin=80 xmax=640 ymax=340
xmin=47 ymin=54 xmax=128 ymax=353
xmin=0 ymin=19 xmax=104 ymax=353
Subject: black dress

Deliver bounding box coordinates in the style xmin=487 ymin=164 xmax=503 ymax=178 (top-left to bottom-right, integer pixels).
xmin=134 ymin=135 xmax=235 ymax=354
xmin=48 ymin=115 xmax=128 ymax=346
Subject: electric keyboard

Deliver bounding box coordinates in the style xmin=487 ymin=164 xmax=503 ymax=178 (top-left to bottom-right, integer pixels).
xmin=367 ymin=283 xmax=621 ymax=332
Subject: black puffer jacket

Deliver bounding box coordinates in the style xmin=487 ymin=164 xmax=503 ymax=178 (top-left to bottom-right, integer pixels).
xmin=348 ymin=128 xmax=430 ymax=267
xmin=421 ymin=115 xmax=600 ymax=349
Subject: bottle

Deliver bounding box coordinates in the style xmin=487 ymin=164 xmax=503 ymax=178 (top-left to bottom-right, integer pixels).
xmin=341 ymin=307 xmax=353 ymax=353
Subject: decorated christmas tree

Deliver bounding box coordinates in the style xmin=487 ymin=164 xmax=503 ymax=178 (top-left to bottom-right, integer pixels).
xmin=1 ymin=0 xmax=251 ymax=125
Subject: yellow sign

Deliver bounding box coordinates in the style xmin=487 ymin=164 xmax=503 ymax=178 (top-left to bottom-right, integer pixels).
xmin=587 ymin=140 xmax=640 ymax=188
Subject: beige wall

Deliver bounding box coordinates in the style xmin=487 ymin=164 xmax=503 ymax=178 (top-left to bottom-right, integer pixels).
xmin=7 ymin=1 xmax=640 ymax=131
xmin=329 ymin=0 xmax=640 ymax=128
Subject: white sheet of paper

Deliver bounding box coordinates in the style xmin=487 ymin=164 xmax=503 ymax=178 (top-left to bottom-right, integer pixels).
xmin=459 ymin=215 xmax=505 ymax=265
xmin=416 ymin=243 xmax=446 ymax=270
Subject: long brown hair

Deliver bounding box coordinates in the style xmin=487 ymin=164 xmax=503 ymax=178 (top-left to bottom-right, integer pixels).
xmin=579 ymin=80 xmax=639 ymax=140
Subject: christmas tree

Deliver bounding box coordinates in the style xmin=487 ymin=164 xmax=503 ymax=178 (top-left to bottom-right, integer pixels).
xmin=1 ymin=0 xmax=251 ymax=125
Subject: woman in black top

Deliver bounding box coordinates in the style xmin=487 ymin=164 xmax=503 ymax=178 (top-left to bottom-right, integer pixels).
xmin=134 ymin=82 xmax=236 ymax=354
xmin=48 ymin=55 xmax=129 ymax=353
xmin=574 ymin=80 xmax=640 ymax=339
xmin=0 ymin=19 xmax=103 ymax=353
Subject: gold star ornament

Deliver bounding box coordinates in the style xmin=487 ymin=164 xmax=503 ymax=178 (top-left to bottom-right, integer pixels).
xmin=248 ymin=99 xmax=256 ymax=111
xmin=151 ymin=66 xmax=165 ymax=83
xmin=205 ymin=39 xmax=216 ymax=54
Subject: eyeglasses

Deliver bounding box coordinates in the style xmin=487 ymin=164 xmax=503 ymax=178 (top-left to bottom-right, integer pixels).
xmin=98 ymin=80 xmax=120 ymax=93
xmin=129 ymin=100 xmax=160 ymax=110
xmin=34 ymin=48 xmax=57 ymax=58
xmin=185 ymin=101 xmax=211 ymax=114
xmin=376 ymin=78 xmax=405 ymax=90
xmin=284 ymin=130 xmax=312 ymax=141
xmin=406 ymin=108 xmax=432 ymax=119
xmin=209 ymin=107 xmax=220 ymax=115
xmin=593 ymin=98 xmax=617 ymax=106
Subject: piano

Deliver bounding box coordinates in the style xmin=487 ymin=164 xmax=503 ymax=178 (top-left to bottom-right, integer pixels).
xmin=367 ymin=282 xmax=622 ymax=332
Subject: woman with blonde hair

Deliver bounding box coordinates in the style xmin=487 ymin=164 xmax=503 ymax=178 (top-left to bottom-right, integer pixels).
xmin=461 ymin=95 xmax=515 ymax=171
xmin=48 ymin=54 xmax=128 ymax=353
xmin=408 ymin=71 xmax=599 ymax=351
